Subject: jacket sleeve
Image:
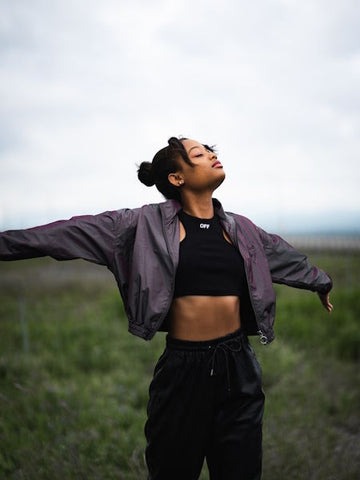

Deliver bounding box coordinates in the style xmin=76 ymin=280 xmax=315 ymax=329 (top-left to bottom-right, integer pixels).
xmin=257 ymin=226 xmax=333 ymax=294
xmin=0 ymin=210 xmax=122 ymax=269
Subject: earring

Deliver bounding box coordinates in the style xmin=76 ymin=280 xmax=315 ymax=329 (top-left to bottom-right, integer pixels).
xmin=178 ymin=180 xmax=184 ymax=186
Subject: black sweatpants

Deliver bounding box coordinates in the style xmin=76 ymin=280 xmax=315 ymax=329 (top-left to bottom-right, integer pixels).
xmin=145 ymin=329 xmax=265 ymax=480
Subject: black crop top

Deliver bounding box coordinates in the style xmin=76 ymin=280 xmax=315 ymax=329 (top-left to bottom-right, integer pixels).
xmin=174 ymin=210 xmax=248 ymax=298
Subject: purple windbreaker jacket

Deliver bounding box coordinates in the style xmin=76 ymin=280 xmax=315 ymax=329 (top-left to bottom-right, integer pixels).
xmin=0 ymin=199 xmax=332 ymax=344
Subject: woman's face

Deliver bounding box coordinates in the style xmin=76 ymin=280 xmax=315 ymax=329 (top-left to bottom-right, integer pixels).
xmin=179 ymin=138 xmax=225 ymax=192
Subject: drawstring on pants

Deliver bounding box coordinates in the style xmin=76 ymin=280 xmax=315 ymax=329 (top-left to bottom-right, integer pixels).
xmin=209 ymin=337 xmax=243 ymax=393
xmin=166 ymin=328 xmax=246 ymax=394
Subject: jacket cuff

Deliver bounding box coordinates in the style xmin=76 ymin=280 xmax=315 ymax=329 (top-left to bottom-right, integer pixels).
xmin=317 ymin=273 xmax=333 ymax=294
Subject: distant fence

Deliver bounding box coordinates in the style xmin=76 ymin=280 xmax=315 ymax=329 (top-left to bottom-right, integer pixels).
xmin=283 ymin=235 xmax=360 ymax=253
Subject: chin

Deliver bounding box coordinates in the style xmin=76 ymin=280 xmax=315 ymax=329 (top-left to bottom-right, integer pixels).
xmin=214 ymin=171 xmax=226 ymax=189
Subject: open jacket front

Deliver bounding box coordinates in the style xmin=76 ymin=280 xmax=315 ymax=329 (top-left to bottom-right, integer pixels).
xmin=0 ymin=199 xmax=332 ymax=344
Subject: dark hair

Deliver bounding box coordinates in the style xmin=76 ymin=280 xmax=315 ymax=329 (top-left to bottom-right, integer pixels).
xmin=137 ymin=137 xmax=194 ymax=202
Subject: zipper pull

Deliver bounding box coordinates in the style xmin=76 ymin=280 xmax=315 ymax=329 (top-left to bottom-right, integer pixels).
xmin=257 ymin=330 xmax=268 ymax=345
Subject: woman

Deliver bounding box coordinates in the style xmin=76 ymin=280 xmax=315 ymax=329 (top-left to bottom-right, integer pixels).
xmin=0 ymin=137 xmax=333 ymax=479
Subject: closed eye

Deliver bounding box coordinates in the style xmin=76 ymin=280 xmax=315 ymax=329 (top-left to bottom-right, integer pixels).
xmin=203 ymin=144 xmax=217 ymax=153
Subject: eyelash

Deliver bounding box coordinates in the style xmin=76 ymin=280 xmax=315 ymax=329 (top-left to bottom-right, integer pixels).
xmin=204 ymin=144 xmax=217 ymax=153
xmin=192 ymin=145 xmax=217 ymax=157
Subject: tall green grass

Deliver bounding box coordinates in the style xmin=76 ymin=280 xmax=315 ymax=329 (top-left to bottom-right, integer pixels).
xmin=0 ymin=254 xmax=359 ymax=479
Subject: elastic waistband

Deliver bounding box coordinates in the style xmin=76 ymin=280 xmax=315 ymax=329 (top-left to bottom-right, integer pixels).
xmin=166 ymin=328 xmax=247 ymax=351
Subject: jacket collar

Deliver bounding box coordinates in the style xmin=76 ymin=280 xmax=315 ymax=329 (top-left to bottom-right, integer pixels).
xmin=160 ymin=199 xmax=182 ymax=226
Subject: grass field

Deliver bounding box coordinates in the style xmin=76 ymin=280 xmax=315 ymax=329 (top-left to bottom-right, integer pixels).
xmin=0 ymin=252 xmax=359 ymax=479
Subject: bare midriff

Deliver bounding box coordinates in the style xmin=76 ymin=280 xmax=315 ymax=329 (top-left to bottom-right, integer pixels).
xmin=168 ymin=295 xmax=241 ymax=341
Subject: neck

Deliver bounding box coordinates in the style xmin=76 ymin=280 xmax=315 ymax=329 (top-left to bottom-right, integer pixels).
xmin=180 ymin=191 xmax=214 ymax=219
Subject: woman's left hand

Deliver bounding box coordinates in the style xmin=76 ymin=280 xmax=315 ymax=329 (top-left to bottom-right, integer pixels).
xmin=317 ymin=292 xmax=333 ymax=313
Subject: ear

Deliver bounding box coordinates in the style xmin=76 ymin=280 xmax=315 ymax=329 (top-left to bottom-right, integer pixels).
xmin=168 ymin=172 xmax=184 ymax=187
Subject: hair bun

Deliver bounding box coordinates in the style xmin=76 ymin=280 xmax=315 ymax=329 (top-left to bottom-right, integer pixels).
xmin=137 ymin=161 xmax=155 ymax=187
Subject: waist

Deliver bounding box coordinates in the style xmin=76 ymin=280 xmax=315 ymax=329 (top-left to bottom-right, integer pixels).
xmin=168 ymin=295 xmax=241 ymax=341
xmin=166 ymin=327 xmax=246 ymax=350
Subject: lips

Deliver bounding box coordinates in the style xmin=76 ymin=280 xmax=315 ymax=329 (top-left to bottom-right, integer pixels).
xmin=212 ymin=160 xmax=223 ymax=168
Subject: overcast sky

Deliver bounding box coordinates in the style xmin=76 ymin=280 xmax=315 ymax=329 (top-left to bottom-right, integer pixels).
xmin=1 ymin=0 xmax=359 ymax=233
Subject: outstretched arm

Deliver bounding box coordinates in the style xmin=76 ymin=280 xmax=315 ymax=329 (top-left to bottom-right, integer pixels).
xmin=257 ymin=226 xmax=333 ymax=297
xmin=0 ymin=210 xmax=121 ymax=269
